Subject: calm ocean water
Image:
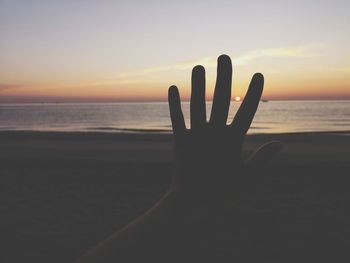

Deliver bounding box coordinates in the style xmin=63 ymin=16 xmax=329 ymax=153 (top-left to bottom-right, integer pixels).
xmin=0 ymin=101 xmax=349 ymax=134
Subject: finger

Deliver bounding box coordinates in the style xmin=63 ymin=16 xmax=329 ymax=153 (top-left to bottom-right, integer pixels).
xmin=245 ymin=141 xmax=282 ymax=167
xmin=209 ymin=54 xmax=232 ymax=127
xmin=191 ymin=65 xmax=206 ymax=130
xmin=168 ymin=85 xmax=186 ymax=137
xmin=231 ymin=73 xmax=264 ymax=135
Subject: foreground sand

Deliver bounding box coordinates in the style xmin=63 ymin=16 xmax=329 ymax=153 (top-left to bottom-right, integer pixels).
xmin=0 ymin=131 xmax=349 ymax=262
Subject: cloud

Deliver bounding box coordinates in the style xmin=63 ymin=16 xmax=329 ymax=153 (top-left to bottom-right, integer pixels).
xmin=0 ymin=84 xmax=22 ymax=91
xmin=173 ymin=43 xmax=324 ymax=69
xmin=337 ymin=67 xmax=350 ymax=72
xmin=132 ymin=43 xmax=323 ymax=75
xmin=173 ymin=57 xmax=217 ymax=70
xmin=78 ymin=43 xmax=324 ymax=87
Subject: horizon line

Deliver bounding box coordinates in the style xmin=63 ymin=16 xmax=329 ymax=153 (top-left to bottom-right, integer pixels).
xmin=1 ymin=98 xmax=350 ymax=104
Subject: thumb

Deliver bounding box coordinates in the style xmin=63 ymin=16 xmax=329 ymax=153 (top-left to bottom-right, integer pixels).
xmin=245 ymin=141 xmax=283 ymax=167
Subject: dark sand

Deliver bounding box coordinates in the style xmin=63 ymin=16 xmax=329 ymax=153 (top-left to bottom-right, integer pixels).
xmin=0 ymin=131 xmax=349 ymax=262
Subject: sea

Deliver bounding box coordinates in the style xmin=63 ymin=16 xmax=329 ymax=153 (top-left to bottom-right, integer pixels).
xmin=0 ymin=101 xmax=349 ymax=134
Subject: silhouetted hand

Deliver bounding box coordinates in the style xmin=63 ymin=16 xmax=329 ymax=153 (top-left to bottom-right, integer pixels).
xmin=168 ymin=55 xmax=281 ymax=208
xmin=75 ymin=55 xmax=283 ymax=263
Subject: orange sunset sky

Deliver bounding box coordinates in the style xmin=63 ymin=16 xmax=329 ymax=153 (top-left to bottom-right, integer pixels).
xmin=0 ymin=0 xmax=349 ymax=103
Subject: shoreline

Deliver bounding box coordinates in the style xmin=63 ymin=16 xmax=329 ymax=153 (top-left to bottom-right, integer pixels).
xmin=1 ymin=128 xmax=349 ymax=137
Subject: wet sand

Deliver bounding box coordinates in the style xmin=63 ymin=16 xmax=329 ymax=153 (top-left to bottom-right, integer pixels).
xmin=0 ymin=131 xmax=350 ymax=262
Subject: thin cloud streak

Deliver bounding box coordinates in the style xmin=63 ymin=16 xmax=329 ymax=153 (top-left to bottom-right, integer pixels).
xmin=176 ymin=43 xmax=324 ymax=69
xmin=0 ymin=84 xmax=22 ymax=92
xmin=86 ymin=43 xmax=324 ymax=87
xmin=337 ymin=67 xmax=350 ymax=72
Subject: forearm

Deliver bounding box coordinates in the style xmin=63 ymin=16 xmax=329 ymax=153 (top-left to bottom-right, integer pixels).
xmin=74 ymin=178 xmax=187 ymax=263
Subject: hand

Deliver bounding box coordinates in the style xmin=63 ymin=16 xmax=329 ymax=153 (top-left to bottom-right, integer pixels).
xmin=168 ymin=54 xmax=281 ymax=208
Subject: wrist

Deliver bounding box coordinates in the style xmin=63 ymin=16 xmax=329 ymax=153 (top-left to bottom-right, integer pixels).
xmin=169 ymin=173 xmax=208 ymax=212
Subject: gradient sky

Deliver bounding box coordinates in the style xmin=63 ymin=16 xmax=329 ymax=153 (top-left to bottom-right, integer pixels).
xmin=0 ymin=0 xmax=349 ymax=102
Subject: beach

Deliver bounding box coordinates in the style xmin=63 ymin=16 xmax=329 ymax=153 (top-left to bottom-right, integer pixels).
xmin=2 ymin=0 xmax=350 ymax=261
xmin=1 ymin=131 xmax=350 ymax=262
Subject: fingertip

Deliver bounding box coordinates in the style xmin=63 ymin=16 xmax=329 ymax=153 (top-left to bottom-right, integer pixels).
xmin=168 ymin=86 xmax=180 ymax=105
xmin=218 ymin=54 xmax=231 ymax=63
xmin=218 ymin=55 xmax=232 ymax=70
xmin=253 ymin=73 xmax=264 ymax=83
xmin=193 ymin=65 xmax=205 ymax=74
xmin=168 ymin=85 xmax=178 ymax=96
xmin=217 ymin=54 xmax=232 ymax=75
xmin=250 ymin=73 xmax=264 ymax=94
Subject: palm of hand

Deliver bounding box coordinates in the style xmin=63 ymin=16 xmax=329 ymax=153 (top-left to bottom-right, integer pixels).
xmin=168 ymin=55 xmax=281 ymax=206
xmin=174 ymin=126 xmax=241 ymax=198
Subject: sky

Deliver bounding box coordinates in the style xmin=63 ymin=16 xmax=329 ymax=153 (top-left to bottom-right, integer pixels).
xmin=0 ymin=0 xmax=349 ymax=102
